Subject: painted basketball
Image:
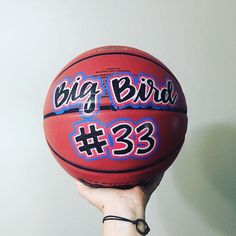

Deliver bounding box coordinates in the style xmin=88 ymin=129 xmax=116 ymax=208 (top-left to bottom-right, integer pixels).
xmin=43 ymin=45 xmax=188 ymax=187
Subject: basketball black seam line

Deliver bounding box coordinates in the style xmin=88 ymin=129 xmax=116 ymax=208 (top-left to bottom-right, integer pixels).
xmin=43 ymin=106 xmax=187 ymax=119
xmin=54 ymin=52 xmax=180 ymax=87
xmin=47 ymin=138 xmax=185 ymax=174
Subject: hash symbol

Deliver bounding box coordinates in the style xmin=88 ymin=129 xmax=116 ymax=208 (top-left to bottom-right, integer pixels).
xmin=74 ymin=124 xmax=107 ymax=156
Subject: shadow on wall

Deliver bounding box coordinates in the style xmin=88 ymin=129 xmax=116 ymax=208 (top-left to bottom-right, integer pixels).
xmin=173 ymin=123 xmax=236 ymax=235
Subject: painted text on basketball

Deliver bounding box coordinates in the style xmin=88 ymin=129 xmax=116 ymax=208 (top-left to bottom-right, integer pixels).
xmin=107 ymin=73 xmax=178 ymax=110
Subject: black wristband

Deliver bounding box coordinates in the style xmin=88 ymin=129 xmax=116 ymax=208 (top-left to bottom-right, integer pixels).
xmin=102 ymin=215 xmax=150 ymax=235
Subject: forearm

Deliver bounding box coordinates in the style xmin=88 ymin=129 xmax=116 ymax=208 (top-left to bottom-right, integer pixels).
xmin=103 ymin=219 xmax=144 ymax=236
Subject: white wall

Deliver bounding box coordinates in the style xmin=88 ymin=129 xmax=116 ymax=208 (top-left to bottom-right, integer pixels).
xmin=0 ymin=0 xmax=235 ymax=235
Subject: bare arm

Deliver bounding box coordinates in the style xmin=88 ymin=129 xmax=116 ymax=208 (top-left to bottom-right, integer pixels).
xmin=76 ymin=173 xmax=163 ymax=236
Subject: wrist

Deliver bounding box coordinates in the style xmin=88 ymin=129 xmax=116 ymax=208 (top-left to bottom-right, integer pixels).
xmin=102 ymin=205 xmax=147 ymax=236
xmin=103 ymin=199 xmax=145 ymax=220
xmin=101 ymin=191 xmax=148 ymax=235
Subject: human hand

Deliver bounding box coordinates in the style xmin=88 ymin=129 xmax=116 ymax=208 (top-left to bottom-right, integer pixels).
xmin=76 ymin=174 xmax=163 ymax=217
xmin=76 ymin=174 xmax=164 ymax=236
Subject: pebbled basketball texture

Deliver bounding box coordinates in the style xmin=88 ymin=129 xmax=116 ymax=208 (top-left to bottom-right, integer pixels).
xmin=43 ymin=45 xmax=188 ymax=187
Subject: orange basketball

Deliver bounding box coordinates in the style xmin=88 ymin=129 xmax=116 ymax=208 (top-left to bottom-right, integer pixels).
xmin=43 ymin=46 xmax=188 ymax=187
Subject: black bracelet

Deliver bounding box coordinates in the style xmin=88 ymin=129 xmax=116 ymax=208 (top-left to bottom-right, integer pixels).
xmin=102 ymin=215 xmax=150 ymax=235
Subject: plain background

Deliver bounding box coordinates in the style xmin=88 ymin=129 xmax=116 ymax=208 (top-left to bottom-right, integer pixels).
xmin=0 ymin=0 xmax=235 ymax=235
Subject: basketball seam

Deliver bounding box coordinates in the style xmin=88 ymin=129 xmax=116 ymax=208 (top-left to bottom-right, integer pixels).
xmin=43 ymin=106 xmax=187 ymax=119
xmin=47 ymin=138 xmax=185 ymax=174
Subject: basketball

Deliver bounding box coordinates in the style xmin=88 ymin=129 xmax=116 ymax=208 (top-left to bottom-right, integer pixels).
xmin=43 ymin=45 xmax=188 ymax=187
